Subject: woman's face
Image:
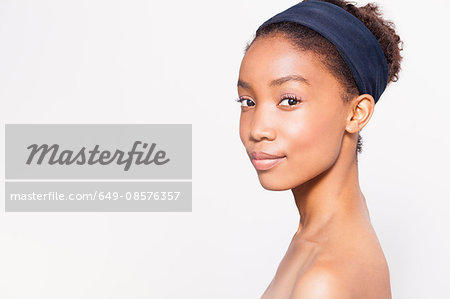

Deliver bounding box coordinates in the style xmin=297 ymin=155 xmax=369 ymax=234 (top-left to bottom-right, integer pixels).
xmin=237 ymin=34 xmax=351 ymax=191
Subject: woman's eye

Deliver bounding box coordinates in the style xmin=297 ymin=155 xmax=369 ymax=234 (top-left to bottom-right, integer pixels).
xmin=279 ymin=96 xmax=301 ymax=106
xmin=236 ymin=98 xmax=255 ymax=107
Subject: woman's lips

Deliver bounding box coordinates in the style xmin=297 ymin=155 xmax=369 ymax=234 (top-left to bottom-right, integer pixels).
xmin=250 ymin=152 xmax=286 ymax=171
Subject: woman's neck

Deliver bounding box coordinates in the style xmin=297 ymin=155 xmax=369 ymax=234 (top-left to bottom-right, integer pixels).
xmin=291 ymin=141 xmax=371 ymax=241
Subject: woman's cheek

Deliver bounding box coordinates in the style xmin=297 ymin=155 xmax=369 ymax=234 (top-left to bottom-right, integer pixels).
xmin=282 ymin=113 xmax=334 ymax=174
xmin=283 ymin=114 xmax=315 ymax=152
xmin=301 ymin=113 xmax=343 ymax=169
xmin=239 ymin=114 xmax=250 ymax=147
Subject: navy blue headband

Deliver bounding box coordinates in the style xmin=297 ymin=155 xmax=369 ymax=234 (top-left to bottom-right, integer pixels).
xmin=257 ymin=0 xmax=389 ymax=104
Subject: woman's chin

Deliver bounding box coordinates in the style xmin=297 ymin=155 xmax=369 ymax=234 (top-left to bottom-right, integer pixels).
xmin=257 ymin=175 xmax=295 ymax=191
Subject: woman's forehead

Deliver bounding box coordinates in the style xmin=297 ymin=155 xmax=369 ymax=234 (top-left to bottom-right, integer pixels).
xmin=239 ymin=36 xmax=335 ymax=89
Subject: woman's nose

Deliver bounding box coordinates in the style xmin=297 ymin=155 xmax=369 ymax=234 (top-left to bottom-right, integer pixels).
xmin=249 ymin=104 xmax=277 ymax=142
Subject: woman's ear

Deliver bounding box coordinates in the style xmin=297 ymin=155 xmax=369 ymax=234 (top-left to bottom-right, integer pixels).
xmin=345 ymin=94 xmax=375 ymax=134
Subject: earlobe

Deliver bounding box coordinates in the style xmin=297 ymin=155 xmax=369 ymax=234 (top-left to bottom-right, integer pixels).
xmin=345 ymin=94 xmax=375 ymax=134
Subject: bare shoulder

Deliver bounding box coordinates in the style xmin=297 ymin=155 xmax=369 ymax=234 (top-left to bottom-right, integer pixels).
xmin=289 ymin=264 xmax=353 ymax=299
xmin=288 ymin=230 xmax=391 ymax=299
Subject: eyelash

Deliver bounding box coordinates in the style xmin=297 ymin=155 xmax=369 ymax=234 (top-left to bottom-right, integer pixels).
xmin=235 ymin=95 xmax=302 ymax=107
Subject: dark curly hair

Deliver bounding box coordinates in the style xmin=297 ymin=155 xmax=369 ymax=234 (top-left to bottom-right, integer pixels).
xmin=244 ymin=0 xmax=404 ymax=154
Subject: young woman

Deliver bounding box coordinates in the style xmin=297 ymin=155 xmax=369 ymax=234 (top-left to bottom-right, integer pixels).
xmin=236 ymin=0 xmax=403 ymax=298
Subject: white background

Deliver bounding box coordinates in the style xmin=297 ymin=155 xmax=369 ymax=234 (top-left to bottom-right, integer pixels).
xmin=1 ymin=0 xmax=449 ymax=298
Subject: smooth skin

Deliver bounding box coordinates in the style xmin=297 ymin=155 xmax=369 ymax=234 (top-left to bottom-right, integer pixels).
xmin=237 ymin=34 xmax=391 ymax=299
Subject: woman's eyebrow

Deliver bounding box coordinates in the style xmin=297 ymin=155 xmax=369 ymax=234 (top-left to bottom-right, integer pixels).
xmin=270 ymin=74 xmax=310 ymax=87
xmin=237 ymin=79 xmax=251 ymax=89
xmin=237 ymin=74 xmax=310 ymax=89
